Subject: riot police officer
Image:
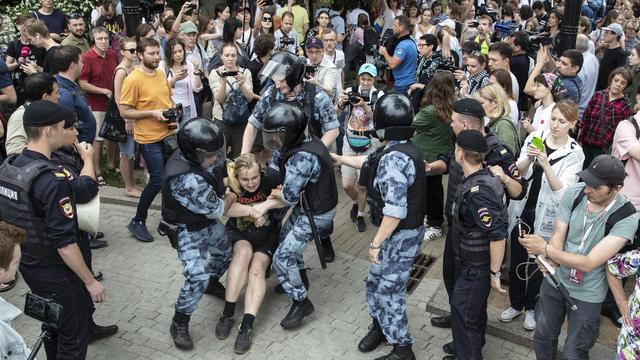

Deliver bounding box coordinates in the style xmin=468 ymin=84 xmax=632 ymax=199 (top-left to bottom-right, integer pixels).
xmin=444 ymin=130 xmax=508 ymax=360
xmin=251 ymin=103 xmax=338 ymax=329
xmin=0 ymin=100 xmax=107 ymax=359
xmin=332 ymin=93 xmax=426 ymax=360
xmin=161 ymin=118 xmax=236 ymax=350
xmin=240 ymin=51 xmax=340 ymax=263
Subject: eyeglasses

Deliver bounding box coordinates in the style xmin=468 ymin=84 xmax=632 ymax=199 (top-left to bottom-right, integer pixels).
xmin=123 ymin=48 xmax=137 ymax=54
xmin=417 ymin=43 xmax=427 ymax=47
xmin=262 ymin=17 xmax=273 ymax=22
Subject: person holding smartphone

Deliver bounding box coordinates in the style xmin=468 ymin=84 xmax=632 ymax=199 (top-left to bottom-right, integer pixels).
xmin=161 ymin=37 xmax=203 ymax=124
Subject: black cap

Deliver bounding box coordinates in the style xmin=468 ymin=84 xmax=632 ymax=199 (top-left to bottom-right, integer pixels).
xmin=456 ymin=129 xmax=488 ymax=152
xmin=24 ymin=100 xmax=75 ymax=128
xmin=61 ymin=106 xmax=77 ymax=129
xmin=452 ymin=98 xmax=486 ymax=119
xmin=576 ymin=155 xmax=626 ymax=187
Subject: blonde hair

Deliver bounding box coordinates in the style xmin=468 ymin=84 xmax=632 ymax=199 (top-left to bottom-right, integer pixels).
xmin=553 ymin=100 xmax=579 ymax=124
xmin=476 ymin=84 xmax=511 ymax=119
xmin=226 ymin=153 xmax=261 ymax=194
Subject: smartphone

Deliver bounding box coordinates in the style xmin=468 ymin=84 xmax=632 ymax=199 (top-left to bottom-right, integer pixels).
xmin=222 ymin=71 xmax=239 ymax=77
xmin=532 ymin=136 xmax=544 ymax=152
xmin=24 ymin=292 xmax=63 ymax=328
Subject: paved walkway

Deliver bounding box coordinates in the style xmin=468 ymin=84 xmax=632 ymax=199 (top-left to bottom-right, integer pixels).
xmin=4 ymin=202 xmax=537 ymax=360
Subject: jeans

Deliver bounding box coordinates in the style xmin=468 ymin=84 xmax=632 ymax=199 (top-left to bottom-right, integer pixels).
xmin=336 ymin=111 xmax=346 ymax=156
xmin=134 ymin=141 xmax=167 ymax=222
xmin=534 ymin=280 xmax=602 ymax=360
xmin=425 ymin=174 xmax=444 ymax=227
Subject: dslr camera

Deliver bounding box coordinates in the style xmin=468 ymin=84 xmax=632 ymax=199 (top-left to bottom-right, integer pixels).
xmin=348 ymin=89 xmax=371 ymax=105
xmin=24 ymin=292 xmax=62 ymax=328
xmin=305 ymin=65 xmax=317 ymax=79
xmin=280 ymin=36 xmax=296 ymax=47
xmin=164 ymin=103 xmax=184 ymax=130
xmin=373 ymin=29 xmax=394 ymax=73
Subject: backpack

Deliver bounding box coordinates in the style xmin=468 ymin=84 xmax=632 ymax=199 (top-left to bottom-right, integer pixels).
xmin=570 ymin=186 xmax=640 ymax=252
xmin=345 ymin=89 xmax=381 ymax=152
xmin=221 ymin=72 xmax=251 ymax=125
xmin=608 ymin=117 xmax=640 ymax=166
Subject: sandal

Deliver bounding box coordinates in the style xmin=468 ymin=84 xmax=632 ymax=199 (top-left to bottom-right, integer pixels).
xmin=96 ymin=175 xmax=106 ymax=186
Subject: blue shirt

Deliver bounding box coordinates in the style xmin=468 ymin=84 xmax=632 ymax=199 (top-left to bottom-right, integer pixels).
xmin=392 ymin=39 xmax=418 ymax=87
xmin=559 ymin=74 xmax=583 ymax=105
xmin=56 ymin=75 xmax=96 ymax=143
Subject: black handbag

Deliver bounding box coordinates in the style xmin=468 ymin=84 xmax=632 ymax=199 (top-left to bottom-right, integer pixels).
xmin=99 ymin=95 xmax=128 ymax=143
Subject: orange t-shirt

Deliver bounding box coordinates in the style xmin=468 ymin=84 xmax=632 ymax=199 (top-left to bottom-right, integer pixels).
xmin=119 ymin=68 xmax=174 ymax=144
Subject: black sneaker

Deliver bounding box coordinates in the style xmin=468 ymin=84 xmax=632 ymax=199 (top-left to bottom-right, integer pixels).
xmin=215 ymin=314 xmax=234 ymax=339
xmin=88 ymin=324 xmax=118 ymax=343
xmin=89 ymin=237 xmax=108 ymax=249
xmin=350 ymin=203 xmax=358 ymax=222
xmin=234 ymin=326 xmax=253 ymax=354
xmin=356 ymin=216 xmax=367 ymax=232
xmin=127 ymin=220 xmax=154 ymax=242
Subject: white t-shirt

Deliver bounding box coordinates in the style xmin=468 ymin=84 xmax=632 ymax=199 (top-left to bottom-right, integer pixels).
xmin=510 ymin=71 xmax=520 ymax=103
xmin=532 ymin=102 xmax=555 ymax=132
xmin=509 ymin=99 xmax=519 ymax=124
xmin=347 ymin=9 xmax=368 ymax=26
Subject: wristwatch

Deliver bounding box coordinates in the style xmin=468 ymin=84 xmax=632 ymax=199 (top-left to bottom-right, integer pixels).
xmin=369 ymin=242 xmax=381 ymax=249
xmin=490 ymin=270 xmax=501 ymax=278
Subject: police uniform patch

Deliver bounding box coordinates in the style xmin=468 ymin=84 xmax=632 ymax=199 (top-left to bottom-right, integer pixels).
xmin=470 ymin=185 xmax=480 ymax=193
xmin=508 ymin=164 xmax=521 ymax=179
xmin=58 ymin=197 xmax=74 ymax=218
xmin=500 ymin=149 xmax=507 ymax=155
xmin=477 ymin=207 xmax=492 ymax=227
xmin=53 ymin=171 xmax=67 ymax=179
xmin=59 ymin=167 xmax=74 ymax=181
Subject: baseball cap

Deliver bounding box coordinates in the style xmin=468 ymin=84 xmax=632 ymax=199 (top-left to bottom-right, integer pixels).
xmin=452 ymin=98 xmax=486 ymax=119
xmin=24 ymin=100 xmax=75 ymax=127
xmin=305 ymin=36 xmax=323 ymax=49
xmin=456 ymin=129 xmax=489 ymax=152
xmin=358 ymin=63 xmax=377 ymax=77
xmin=438 ymin=19 xmax=456 ymax=32
xmin=179 ymin=21 xmax=198 ymax=34
xmin=602 ymin=23 xmax=624 ymax=37
xmin=576 ymin=155 xmax=626 ymax=187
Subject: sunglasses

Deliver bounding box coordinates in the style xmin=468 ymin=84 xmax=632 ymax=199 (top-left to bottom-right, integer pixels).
xmin=68 ymin=13 xmax=84 ymax=20
xmin=262 ymin=17 xmax=273 ymax=22
xmin=123 ymin=48 xmax=136 ymax=54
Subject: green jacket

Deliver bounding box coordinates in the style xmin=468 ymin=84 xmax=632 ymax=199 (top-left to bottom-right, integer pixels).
xmin=411 ymin=105 xmax=453 ymax=169
xmin=488 ymin=115 xmax=520 ymax=155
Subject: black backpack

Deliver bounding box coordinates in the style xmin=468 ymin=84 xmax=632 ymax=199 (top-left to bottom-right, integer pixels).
xmin=570 ymin=186 xmax=640 ymax=253
xmin=221 ymin=72 xmax=251 ymax=125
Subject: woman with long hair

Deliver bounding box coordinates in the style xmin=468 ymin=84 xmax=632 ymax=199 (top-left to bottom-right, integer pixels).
xmin=411 ymin=72 xmax=455 ymax=241
xmin=114 ymin=37 xmax=143 ymax=198
xmin=414 ymin=8 xmax=435 ymax=38
xmin=247 ymin=1 xmax=275 ymax=59
xmin=214 ymin=153 xmax=282 ymax=354
xmin=460 ymin=51 xmax=490 ymax=97
xmin=500 ymin=101 xmax=584 ymax=331
xmin=546 ymin=9 xmax=563 ymax=38
xmin=626 ymin=44 xmax=640 ymax=108
xmin=160 ymin=38 xmax=202 ymax=124
xmin=476 ymin=83 xmax=521 ymax=154
xmin=490 ymin=69 xmax=519 ymax=124
xmin=198 ymin=15 xmax=221 ymax=57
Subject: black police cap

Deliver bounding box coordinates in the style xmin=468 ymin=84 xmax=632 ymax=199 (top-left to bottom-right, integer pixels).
xmin=24 ymin=100 xmax=75 ymax=128
xmin=452 ymin=98 xmax=486 ymax=119
xmin=456 ymin=129 xmax=489 ymax=152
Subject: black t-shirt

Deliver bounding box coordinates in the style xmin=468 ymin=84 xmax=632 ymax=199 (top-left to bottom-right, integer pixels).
xmin=42 ymin=46 xmax=59 ymax=74
xmin=226 ymin=170 xmax=282 ymax=245
xmin=597 ymin=46 xmax=628 ymax=91
xmin=511 ymin=53 xmax=530 ymax=110
xmin=247 ymin=58 xmax=265 ymax=98
xmin=6 ymin=39 xmax=46 ymax=86
xmin=31 ymin=9 xmax=68 ymax=35
xmin=96 ymin=15 xmax=125 ymax=35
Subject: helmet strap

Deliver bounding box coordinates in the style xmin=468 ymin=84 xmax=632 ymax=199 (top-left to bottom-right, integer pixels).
xmin=379 ymin=126 xmax=416 ymax=141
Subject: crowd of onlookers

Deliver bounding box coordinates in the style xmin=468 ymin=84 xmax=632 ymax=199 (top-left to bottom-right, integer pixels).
xmin=3 ymin=0 xmax=640 ymax=358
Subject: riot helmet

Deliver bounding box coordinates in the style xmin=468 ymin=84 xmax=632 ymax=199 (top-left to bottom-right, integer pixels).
xmin=372 ymin=93 xmax=416 ymax=141
xmin=260 ymin=51 xmax=306 ymax=89
xmin=262 ymin=103 xmax=307 ymax=152
xmin=177 ymin=118 xmax=226 ymax=167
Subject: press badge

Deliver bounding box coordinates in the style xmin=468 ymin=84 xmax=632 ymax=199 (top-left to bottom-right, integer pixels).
xmin=569 ymin=269 xmax=583 ymax=285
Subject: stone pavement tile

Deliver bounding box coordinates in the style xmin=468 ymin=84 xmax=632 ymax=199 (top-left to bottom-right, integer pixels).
xmin=3 ymin=202 xmax=536 ymax=359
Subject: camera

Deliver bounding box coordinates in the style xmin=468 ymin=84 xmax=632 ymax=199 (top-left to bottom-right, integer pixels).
xmin=348 ymin=90 xmax=371 ymax=105
xmin=221 ymin=70 xmax=239 ymax=77
xmin=280 ymin=37 xmax=296 ymax=46
xmin=530 ymin=35 xmax=553 ymax=46
xmin=163 ymin=103 xmax=184 ymax=130
xmin=477 ymin=4 xmax=498 ymax=22
xmin=187 ymin=3 xmax=197 ymax=10
xmin=468 ymin=20 xmax=479 ymax=28
xmin=263 ymin=0 xmax=274 ymax=5
xmin=373 ymin=29 xmax=394 ymax=73
xmin=24 ymin=293 xmax=63 ymax=328
xmin=305 ymin=66 xmax=317 ymax=79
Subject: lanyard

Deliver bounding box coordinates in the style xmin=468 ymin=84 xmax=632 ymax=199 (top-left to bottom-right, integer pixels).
xmin=578 ymin=197 xmax=617 ymax=252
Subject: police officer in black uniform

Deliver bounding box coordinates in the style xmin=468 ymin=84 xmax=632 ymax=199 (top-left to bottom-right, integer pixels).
xmin=426 ymin=99 xmax=525 ymax=329
xmin=443 ymin=130 xmax=508 ymax=360
xmin=0 ymin=100 xmax=110 ymax=359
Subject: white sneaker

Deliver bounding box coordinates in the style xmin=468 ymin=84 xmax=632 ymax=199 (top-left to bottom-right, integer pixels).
xmin=423 ymin=226 xmax=443 ymax=242
xmin=523 ymin=310 xmax=536 ymax=330
xmin=499 ymin=307 xmax=522 ymax=322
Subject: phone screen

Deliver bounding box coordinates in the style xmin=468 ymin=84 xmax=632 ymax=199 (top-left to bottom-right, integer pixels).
xmin=532 ymin=137 xmax=544 ymax=152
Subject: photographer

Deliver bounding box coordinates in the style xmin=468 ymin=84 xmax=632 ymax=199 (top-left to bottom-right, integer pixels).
xmin=377 ymin=15 xmax=418 ymax=96
xmin=305 ymin=37 xmax=339 ymax=100
xmin=0 ymin=221 xmax=30 ymax=360
xmin=275 ymin=11 xmax=303 ymax=55
xmin=335 ymin=64 xmax=384 ymax=233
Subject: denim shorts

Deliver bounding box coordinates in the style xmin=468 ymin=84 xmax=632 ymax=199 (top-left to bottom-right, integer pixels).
xmin=119 ymin=134 xmax=136 ymax=158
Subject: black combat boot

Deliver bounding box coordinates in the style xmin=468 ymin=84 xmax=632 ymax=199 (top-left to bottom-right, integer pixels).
xmin=280 ymin=297 xmax=315 ymax=329
xmin=374 ymin=344 xmax=416 ymax=360
xmin=275 ymin=268 xmax=310 ymax=293
xmin=170 ymin=311 xmax=193 ymax=350
xmin=358 ymin=318 xmax=386 ymax=352
xmin=321 ymin=236 xmax=335 ymax=262
xmin=204 ymin=276 xmax=226 ymax=300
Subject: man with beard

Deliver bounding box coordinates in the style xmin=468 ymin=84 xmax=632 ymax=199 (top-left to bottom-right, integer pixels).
xmin=119 ymin=38 xmax=176 ymax=244
xmin=61 ymin=13 xmax=89 ymax=52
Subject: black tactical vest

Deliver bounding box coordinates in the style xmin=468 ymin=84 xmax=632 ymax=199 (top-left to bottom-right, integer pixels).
xmin=269 ymin=82 xmax=322 ymax=138
xmin=279 ymin=137 xmax=338 ymax=214
xmin=451 ymin=169 xmax=506 ymax=266
xmin=162 ymin=151 xmax=225 ymax=231
xmin=0 ymin=154 xmax=59 ymax=256
xmin=360 ymin=141 xmax=427 ymax=230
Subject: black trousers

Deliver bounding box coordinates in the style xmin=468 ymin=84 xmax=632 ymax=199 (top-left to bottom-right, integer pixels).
xmin=508 ymin=220 xmax=543 ymax=311
xmin=425 ymin=174 xmax=445 ymax=227
xmin=581 ymin=144 xmax=605 ymax=170
xmin=442 ymin=218 xmax=455 ymax=298
xmin=20 ymin=266 xmax=91 ymax=360
xmin=451 ymin=263 xmax=490 ymax=360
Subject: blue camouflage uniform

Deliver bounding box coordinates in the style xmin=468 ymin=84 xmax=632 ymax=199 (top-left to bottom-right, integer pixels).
xmin=273 ymin=143 xmax=337 ymax=301
xmin=170 ymin=172 xmax=232 ymax=315
xmin=366 ymin=141 xmax=424 ymax=345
